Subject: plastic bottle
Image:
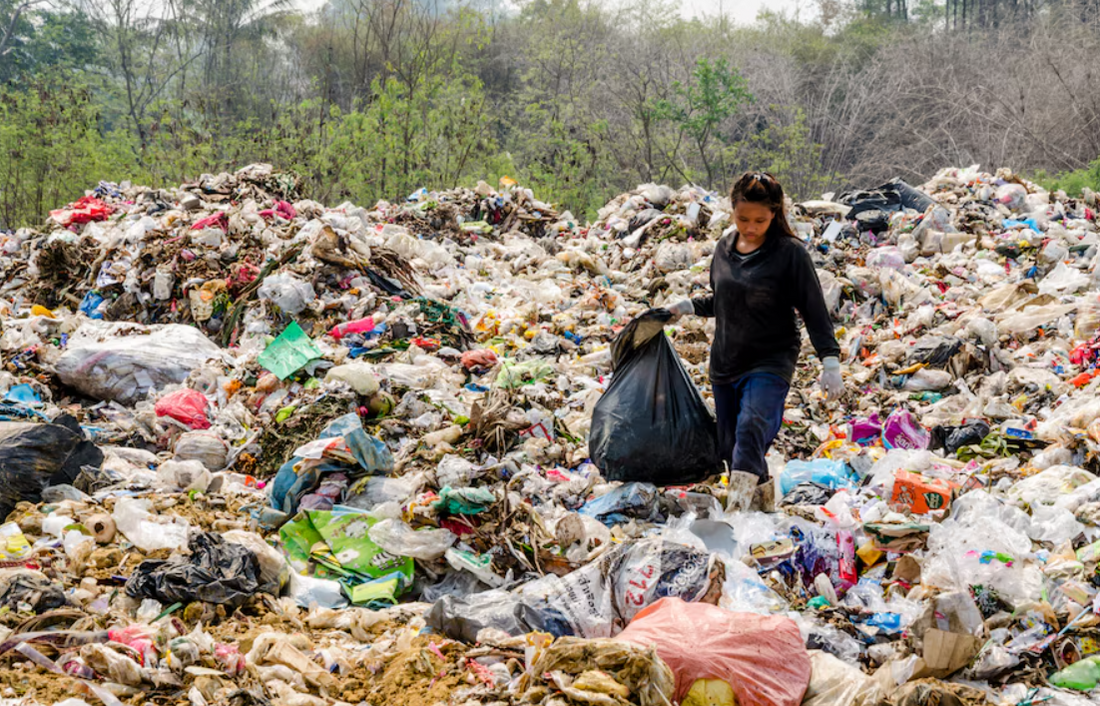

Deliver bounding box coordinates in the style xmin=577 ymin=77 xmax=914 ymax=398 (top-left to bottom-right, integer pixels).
xmin=1049 ymin=655 xmax=1100 ymax=691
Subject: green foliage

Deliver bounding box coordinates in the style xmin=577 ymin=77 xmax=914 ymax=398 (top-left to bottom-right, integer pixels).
xmin=650 ymin=57 xmax=754 ymax=185
xmin=1033 ymin=157 xmax=1100 ymax=199
xmin=733 ymin=107 xmax=838 ymax=201
xmin=0 ymin=74 xmax=135 ymax=229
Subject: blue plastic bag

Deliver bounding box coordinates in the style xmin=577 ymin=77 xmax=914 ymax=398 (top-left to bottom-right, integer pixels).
xmin=779 ymin=459 xmax=856 ymax=496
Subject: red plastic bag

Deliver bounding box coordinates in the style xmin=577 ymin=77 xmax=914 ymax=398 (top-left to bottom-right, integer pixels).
xmin=191 ymin=212 xmax=228 ymax=232
xmin=616 ymin=598 xmax=811 ymax=706
xmin=49 ymin=196 xmax=115 ymax=226
xmin=155 ymin=389 xmax=211 ymax=430
xmin=461 ymin=349 xmax=498 ymax=371
xmin=259 ymin=200 xmax=297 ymax=221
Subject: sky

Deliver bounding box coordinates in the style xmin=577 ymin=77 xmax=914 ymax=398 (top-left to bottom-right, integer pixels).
xmin=679 ymin=0 xmax=800 ymax=24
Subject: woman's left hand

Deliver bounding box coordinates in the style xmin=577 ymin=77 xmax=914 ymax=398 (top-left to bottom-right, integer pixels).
xmin=821 ymin=357 xmax=843 ymax=402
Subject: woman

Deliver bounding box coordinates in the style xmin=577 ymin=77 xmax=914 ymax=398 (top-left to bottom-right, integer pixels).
xmin=663 ymin=172 xmax=842 ymax=510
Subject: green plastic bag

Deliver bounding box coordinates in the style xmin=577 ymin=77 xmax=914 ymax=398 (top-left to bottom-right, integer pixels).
xmin=258 ymin=321 xmax=323 ymax=380
xmin=433 ymin=486 xmax=496 ymax=515
xmin=279 ymin=508 xmax=413 ymax=580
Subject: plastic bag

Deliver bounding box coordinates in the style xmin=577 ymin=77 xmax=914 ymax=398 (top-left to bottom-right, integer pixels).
xmin=520 ymin=538 xmax=718 ymax=638
xmin=0 ymin=416 xmax=103 ymax=520
xmin=56 ymin=323 xmax=223 ymax=405
xmin=154 ymin=388 xmax=210 ymax=429
xmin=287 ymin=571 xmax=348 ymax=609
xmin=866 ymin=246 xmax=906 ymax=271
xmin=125 ymin=532 xmax=261 ymax=608
xmin=367 ymin=519 xmax=456 ymax=561
xmin=922 ymin=513 xmax=1041 ymax=605
xmin=222 ymin=529 xmax=290 ymax=595
xmin=589 ymin=311 xmax=719 ymax=484
xmin=324 ymin=362 xmax=380 ymax=395
xmin=429 ymin=538 xmax=718 ymax=641
xmin=779 ymin=459 xmax=854 ymax=496
xmin=1039 ymin=262 xmax=1089 ymax=296
xmin=801 ymin=650 xmax=883 ymax=706
xmin=257 ymin=321 xmax=323 ymax=380
xmin=173 ymin=430 xmax=229 ymax=470
xmin=425 ymin=590 xmax=555 ymax=642
xmin=882 ymin=408 xmax=930 ymax=450
xmin=155 ymin=459 xmax=211 ymax=492
xmin=522 ymin=637 xmax=674 ymax=706
xmin=1007 ymin=465 xmax=1097 ymax=506
xmin=579 ymin=482 xmax=661 ymax=525
xmin=720 ymin=558 xmax=788 ymax=615
xmin=257 ymin=273 xmax=316 ymax=314
xmin=994 ymin=183 xmax=1027 ymax=211
xmin=654 ymin=242 xmax=694 ymax=273
xmin=112 ymin=497 xmax=189 ymax=552
xmin=616 ymin=598 xmax=811 ymax=706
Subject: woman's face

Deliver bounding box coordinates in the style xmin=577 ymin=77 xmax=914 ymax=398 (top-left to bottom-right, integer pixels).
xmin=733 ymin=201 xmax=774 ymax=247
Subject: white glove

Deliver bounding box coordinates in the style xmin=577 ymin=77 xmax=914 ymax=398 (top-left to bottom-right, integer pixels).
xmin=667 ymin=300 xmax=694 ymax=321
xmin=821 ymin=356 xmax=843 ymax=402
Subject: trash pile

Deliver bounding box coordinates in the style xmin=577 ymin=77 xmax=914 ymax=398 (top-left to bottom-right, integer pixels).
xmin=0 ymin=164 xmax=1098 ymax=706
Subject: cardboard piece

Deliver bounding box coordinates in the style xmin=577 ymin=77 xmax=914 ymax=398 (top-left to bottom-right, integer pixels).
xmin=919 ymin=629 xmax=982 ymax=676
xmin=891 ymin=555 xmax=922 ymax=584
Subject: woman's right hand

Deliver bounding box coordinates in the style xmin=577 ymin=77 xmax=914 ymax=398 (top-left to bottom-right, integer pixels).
xmin=667 ymin=300 xmax=693 ymax=321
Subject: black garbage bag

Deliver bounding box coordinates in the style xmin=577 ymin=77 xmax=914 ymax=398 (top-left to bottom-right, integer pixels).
xmin=0 ymin=415 xmax=104 ymax=520
xmin=589 ymin=310 xmax=719 ymax=485
xmin=125 ymin=532 xmax=261 ymax=608
xmin=837 ymin=179 xmax=936 ymax=217
xmin=931 ymin=421 xmax=992 ymax=455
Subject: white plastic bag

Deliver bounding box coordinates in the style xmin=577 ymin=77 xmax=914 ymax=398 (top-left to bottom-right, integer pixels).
xmin=257 ymin=273 xmax=316 ymax=314
xmin=1038 ymin=262 xmax=1089 ymax=296
xmin=112 ymin=497 xmax=189 ymax=552
xmin=155 ymin=459 xmax=211 ymax=492
xmin=368 ymin=519 xmax=456 ymax=561
xmin=223 ymin=529 xmax=290 ymax=594
xmin=56 ymin=323 xmax=223 ymax=405
xmin=173 ymin=430 xmax=229 ymax=470
xmin=801 ymin=650 xmax=882 ymax=706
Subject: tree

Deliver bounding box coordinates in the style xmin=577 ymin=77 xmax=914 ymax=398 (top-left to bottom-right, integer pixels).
xmin=651 ymin=57 xmax=754 ymax=186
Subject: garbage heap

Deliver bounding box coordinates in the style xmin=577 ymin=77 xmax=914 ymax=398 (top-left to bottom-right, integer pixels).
xmin=0 ymin=164 xmax=1097 ymax=706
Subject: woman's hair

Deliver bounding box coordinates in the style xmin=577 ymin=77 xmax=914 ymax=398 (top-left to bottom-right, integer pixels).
xmin=729 ymin=171 xmax=797 ymax=239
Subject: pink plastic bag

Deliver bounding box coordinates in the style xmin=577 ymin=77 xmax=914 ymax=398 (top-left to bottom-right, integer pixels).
xmin=191 ymin=212 xmax=228 ymax=231
xmin=850 ymin=414 xmax=882 ymax=446
xmin=882 ymin=408 xmax=929 ymax=450
xmin=155 ymin=388 xmax=211 ymax=429
xmin=616 ymin=598 xmax=811 ymax=706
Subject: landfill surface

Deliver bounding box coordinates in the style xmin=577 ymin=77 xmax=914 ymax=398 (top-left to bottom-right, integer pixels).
xmin=0 ymin=164 xmax=1098 ymax=706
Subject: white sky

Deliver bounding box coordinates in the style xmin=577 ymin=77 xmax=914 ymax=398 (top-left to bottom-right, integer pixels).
xmin=680 ymin=0 xmax=801 ymax=23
